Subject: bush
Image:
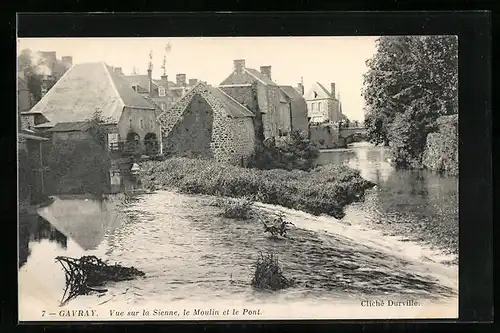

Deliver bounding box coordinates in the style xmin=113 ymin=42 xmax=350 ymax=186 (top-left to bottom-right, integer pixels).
xmin=251 ymin=251 xmax=293 ymax=291
xmin=139 ymin=157 xmax=374 ymax=219
xmin=213 ymin=196 xmax=255 ymax=220
xmin=249 ymin=130 xmax=320 ymax=171
xmin=422 ymin=115 xmax=458 ymax=175
xmin=45 ymin=139 xmax=111 ymax=197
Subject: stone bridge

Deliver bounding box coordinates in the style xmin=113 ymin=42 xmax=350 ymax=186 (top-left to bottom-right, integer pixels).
xmin=339 ymin=127 xmax=367 ymax=139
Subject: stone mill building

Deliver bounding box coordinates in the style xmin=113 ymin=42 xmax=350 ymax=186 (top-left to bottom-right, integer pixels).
xmin=157 ymin=81 xmax=255 ymax=165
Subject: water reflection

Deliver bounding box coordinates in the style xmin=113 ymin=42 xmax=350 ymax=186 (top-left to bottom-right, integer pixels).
xmin=317 ymin=142 xmax=459 ymax=257
xmin=36 ymin=195 xmax=123 ymax=251
xmin=19 ymin=213 xmax=68 ymax=268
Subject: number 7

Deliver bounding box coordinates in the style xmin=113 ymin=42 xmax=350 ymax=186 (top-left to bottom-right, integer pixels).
xmin=42 ymin=310 xmax=46 ymax=317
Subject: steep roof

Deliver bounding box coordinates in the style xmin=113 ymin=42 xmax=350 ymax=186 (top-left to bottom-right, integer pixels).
xmin=244 ymin=68 xmax=277 ymax=86
xmin=207 ymin=86 xmax=255 ymax=118
xmin=304 ymin=82 xmax=335 ymax=100
xmin=220 ymin=67 xmax=278 ymax=86
xmin=279 ymin=85 xmax=304 ymax=100
xmin=46 ymin=122 xmax=90 ymax=132
xmin=122 ymin=75 xmax=156 ymax=91
xmin=158 ymin=81 xmax=254 ymax=138
xmin=25 ymin=62 xmax=155 ymax=127
xmin=18 ymin=129 xmax=49 ymax=141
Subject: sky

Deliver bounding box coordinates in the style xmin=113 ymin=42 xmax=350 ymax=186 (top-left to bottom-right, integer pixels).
xmin=17 ymin=37 xmax=379 ymax=122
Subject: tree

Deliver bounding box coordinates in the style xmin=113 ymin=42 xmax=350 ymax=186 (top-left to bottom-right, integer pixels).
xmin=17 ymin=48 xmax=71 ymax=105
xmin=45 ymin=111 xmax=113 ymax=198
xmin=362 ymin=36 xmax=458 ymax=167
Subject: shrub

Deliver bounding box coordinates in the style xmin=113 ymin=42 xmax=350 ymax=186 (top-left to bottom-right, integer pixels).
xmin=213 ymin=196 xmax=255 ymax=220
xmin=251 ymin=251 xmax=293 ymax=291
xmin=139 ymin=158 xmax=375 ymax=219
xmin=249 ymin=130 xmax=320 ymax=171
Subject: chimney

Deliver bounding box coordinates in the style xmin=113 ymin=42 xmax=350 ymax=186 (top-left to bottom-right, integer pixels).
xmin=161 ymin=75 xmax=169 ymax=90
xmin=260 ymin=66 xmax=272 ymax=81
xmin=147 ymin=68 xmax=152 ymax=92
xmin=61 ymin=56 xmax=73 ymax=68
xmin=189 ymin=79 xmax=198 ymax=86
xmin=234 ymin=59 xmax=245 ymax=74
xmin=297 ymin=82 xmax=304 ymax=96
xmin=114 ymin=67 xmax=123 ymax=75
xmin=331 ymin=82 xmax=336 ymax=98
xmin=176 ymin=74 xmax=186 ymax=86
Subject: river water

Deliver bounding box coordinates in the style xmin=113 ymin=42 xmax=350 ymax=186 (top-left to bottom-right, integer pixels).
xmin=18 ymin=142 xmax=459 ymax=320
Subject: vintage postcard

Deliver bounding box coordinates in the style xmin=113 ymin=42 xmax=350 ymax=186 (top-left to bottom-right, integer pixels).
xmin=17 ymin=36 xmax=459 ymax=322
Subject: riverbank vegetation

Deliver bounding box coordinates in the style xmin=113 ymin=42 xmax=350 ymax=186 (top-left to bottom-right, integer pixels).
xmin=140 ymin=158 xmax=375 ymax=219
xmin=211 ymin=196 xmax=256 ymax=220
xmin=248 ymin=130 xmax=320 ymax=171
xmin=44 ymin=111 xmax=113 ymax=199
xmin=363 ymin=36 xmax=458 ymax=173
xmin=251 ymin=251 xmax=294 ymax=291
xmin=422 ymin=115 xmax=458 ymax=176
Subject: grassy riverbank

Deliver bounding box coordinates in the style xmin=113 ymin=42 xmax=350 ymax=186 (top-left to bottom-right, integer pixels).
xmin=139 ymin=158 xmax=375 ymax=219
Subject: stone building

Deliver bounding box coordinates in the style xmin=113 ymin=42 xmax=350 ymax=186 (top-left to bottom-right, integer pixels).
xmin=24 ymin=62 xmax=162 ymax=153
xmin=22 ymin=62 xmax=163 ymax=194
xmin=218 ymin=59 xmax=309 ymax=139
xmin=157 ymin=81 xmax=255 ymax=165
xmin=305 ymin=82 xmax=346 ymax=123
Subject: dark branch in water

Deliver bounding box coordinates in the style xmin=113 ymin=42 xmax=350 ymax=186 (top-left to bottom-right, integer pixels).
xmin=55 ymin=255 xmax=145 ymax=306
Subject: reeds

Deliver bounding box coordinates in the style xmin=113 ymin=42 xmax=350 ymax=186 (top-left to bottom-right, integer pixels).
xmin=251 ymin=251 xmax=293 ymax=291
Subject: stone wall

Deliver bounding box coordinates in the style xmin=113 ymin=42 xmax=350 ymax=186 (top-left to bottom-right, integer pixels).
xmin=158 ymin=83 xmax=256 ymax=166
xmin=422 ymin=114 xmax=458 ymax=176
xmin=219 ymin=86 xmax=255 ymax=110
xmin=290 ymin=98 xmax=309 ymax=134
xmin=309 ymin=123 xmax=342 ymax=149
xmin=118 ymin=106 xmax=162 ymax=153
xmin=261 ymin=85 xmax=283 ymax=138
xmin=163 ymin=94 xmax=214 ymax=158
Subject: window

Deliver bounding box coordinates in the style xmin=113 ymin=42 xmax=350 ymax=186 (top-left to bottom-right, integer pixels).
xmin=318 ymin=102 xmax=322 ymax=112
xmin=160 ymin=102 xmax=166 ymax=111
xmin=158 ymin=87 xmax=166 ymax=97
xmin=312 ymin=103 xmax=316 ymax=112
xmin=140 ymin=119 xmax=144 ymax=129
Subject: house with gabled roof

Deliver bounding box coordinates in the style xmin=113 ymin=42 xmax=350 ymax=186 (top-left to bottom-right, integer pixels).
xmin=305 ymin=82 xmax=345 ymax=123
xmin=157 ymin=81 xmax=255 ymax=165
xmin=219 ymin=59 xmax=302 ymax=139
xmin=23 ymin=62 xmax=163 ymax=157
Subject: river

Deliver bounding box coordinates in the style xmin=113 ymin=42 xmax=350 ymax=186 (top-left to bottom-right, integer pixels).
xmin=18 ymin=142 xmax=459 ymax=320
